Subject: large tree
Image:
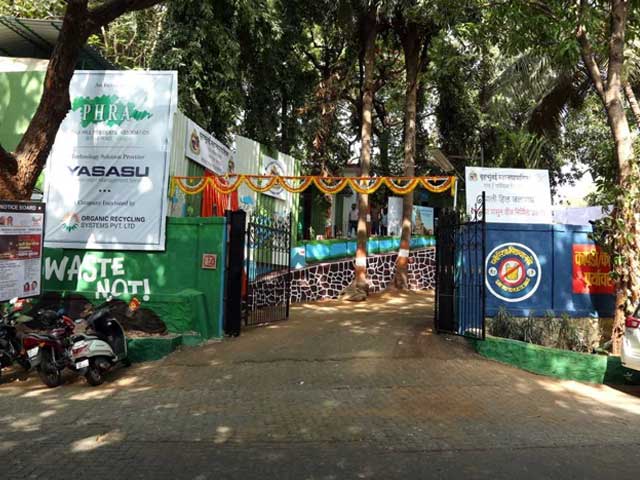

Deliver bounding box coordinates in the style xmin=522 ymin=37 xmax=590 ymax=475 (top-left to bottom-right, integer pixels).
xmin=391 ymin=3 xmax=436 ymax=289
xmin=353 ymin=1 xmax=381 ymax=294
xmin=0 ymin=0 xmax=165 ymax=201
xmin=576 ymin=0 xmax=639 ymax=353
xmin=495 ymin=0 xmax=639 ymax=353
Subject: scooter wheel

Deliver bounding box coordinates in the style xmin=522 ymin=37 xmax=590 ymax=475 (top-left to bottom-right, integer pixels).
xmin=85 ymin=359 xmax=104 ymax=386
xmin=38 ymin=350 xmax=62 ymax=388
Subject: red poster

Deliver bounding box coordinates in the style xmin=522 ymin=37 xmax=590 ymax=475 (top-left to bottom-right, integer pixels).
xmin=572 ymin=244 xmax=614 ymax=294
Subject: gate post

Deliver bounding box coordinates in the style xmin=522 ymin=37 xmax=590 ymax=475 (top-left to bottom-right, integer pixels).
xmin=225 ymin=210 xmax=246 ymax=336
xmin=286 ymin=212 xmax=293 ymax=319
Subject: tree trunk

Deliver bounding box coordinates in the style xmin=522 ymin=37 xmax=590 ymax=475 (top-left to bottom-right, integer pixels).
xmin=0 ymin=0 xmax=165 ymax=201
xmin=605 ymin=1 xmax=635 ymax=355
xmin=623 ymin=81 xmax=640 ymax=130
xmin=578 ymin=0 xmax=636 ymax=354
xmin=353 ymin=6 xmax=378 ymax=293
xmin=394 ymin=23 xmax=420 ymax=290
xmin=0 ymin=1 xmax=90 ymax=200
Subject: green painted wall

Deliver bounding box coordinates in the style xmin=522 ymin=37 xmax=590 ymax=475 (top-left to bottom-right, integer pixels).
xmin=0 ymin=71 xmax=45 ymax=150
xmin=310 ymin=188 xmax=330 ymax=237
xmin=472 ymin=335 xmax=639 ymax=385
xmin=185 ymin=160 xmax=205 ymax=216
xmin=43 ymin=217 xmax=227 ymax=339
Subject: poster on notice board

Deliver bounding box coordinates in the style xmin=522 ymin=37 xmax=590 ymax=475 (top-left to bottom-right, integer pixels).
xmin=0 ymin=201 xmax=44 ymax=302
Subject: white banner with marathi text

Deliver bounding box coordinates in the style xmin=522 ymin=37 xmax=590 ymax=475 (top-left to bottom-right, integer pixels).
xmin=185 ymin=117 xmax=230 ymax=175
xmin=465 ymin=167 xmax=552 ymax=224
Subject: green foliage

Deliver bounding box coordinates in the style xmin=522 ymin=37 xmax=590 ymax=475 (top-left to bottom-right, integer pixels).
xmin=151 ymin=1 xmax=241 ymax=144
xmin=489 ymin=309 xmax=598 ymax=353
xmin=91 ymin=6 xmax=166 ymax=70
xmin=0 ymin=0 xmax=65 ymax=17
xmin=522 ymin=311 xmax=544 ymax=345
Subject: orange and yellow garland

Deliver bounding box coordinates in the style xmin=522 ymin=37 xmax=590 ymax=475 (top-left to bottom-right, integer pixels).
xmin=172 ymin=174 xmax=456 ymax=197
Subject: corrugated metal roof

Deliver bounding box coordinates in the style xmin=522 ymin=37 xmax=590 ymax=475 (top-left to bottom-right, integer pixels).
xmin=0 ymin=16 xmax=117 ymax=70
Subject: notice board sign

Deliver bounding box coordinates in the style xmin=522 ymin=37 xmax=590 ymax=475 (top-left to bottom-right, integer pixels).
xmin=0 ymin=201 xmax=44 ymax=301
xmin=465 ymin=167 xmax=552 ymax=224
xmin=43 ymin=70 xmax=177 ymax=251
xmin=185 ymin=117 xmax=230 ymax=175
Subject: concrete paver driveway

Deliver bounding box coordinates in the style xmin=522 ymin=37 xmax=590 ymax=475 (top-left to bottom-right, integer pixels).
xmin=1 ymin=290 xmax=639 ymax=479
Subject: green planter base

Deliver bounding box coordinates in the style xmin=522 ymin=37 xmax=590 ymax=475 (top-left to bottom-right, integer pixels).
xmin=470 ymin=335 xmax=640 ymax=385
xmin=127 ymin=333 xmax=205 ymax=363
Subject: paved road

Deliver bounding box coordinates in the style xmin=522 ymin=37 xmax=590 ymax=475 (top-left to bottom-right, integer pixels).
xmin=1 ymin=290 xmax=639 ymax=479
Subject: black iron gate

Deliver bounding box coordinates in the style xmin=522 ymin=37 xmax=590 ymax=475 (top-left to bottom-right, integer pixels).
xmin=435 ymin=193 xmax=486 ymax=339
xmin=225 ymin=210 xmax=246 ymax=336
xmin=244 ymin=211 xmax=292 ymax=326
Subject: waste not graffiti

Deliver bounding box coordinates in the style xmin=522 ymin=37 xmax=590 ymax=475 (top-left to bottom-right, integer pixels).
xmin=44 ymin=254 xmax=151 ymax=300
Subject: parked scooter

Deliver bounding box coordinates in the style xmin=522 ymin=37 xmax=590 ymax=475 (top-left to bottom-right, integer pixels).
xmin=71 ymin=299 xmax=131 ymax=386
xmin=22 ymin=309 xmax=79 ymax=388
xmin=0 ymin=298 xmax=33 ymax=381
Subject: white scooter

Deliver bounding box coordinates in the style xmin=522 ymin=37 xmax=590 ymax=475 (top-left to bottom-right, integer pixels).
xmin=71 ymin=304 xmax=130 ymax=386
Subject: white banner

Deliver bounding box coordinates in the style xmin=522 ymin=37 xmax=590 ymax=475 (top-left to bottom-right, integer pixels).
xmin=387 ymin=196 xmax=403 ymax=236
xmin=261 ymin=154 xmax=287 ymax=200
xmin=44 ymin=71 xmax=177 ymax=250
xmin=0 ymin=201 xmax=44 ymax=301
xmin=185 ymin=118 xmax=230 ymax=175
xmin=465 ymin=167 xmax=552 ymax=224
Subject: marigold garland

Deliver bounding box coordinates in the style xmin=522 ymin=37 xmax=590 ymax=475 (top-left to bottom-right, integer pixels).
xmin=348 ymin=177 xmax=385 ymax=194
xmin=172 ymin=174 xmax=456 ymax=197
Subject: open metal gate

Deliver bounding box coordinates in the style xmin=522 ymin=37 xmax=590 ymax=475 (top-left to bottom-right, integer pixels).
xmin=244 ymin=211 xmax=292 ymax=326
xmin=435 ymin=194 xmax=486 ymax=339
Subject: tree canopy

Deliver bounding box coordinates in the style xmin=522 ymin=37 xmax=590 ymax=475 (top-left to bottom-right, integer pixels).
xmin=3 ymin=0 xmax=640 ymax=344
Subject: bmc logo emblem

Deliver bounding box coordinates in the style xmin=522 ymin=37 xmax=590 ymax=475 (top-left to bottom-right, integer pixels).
xmin=485 ymin=243 xmax=541 ymax=303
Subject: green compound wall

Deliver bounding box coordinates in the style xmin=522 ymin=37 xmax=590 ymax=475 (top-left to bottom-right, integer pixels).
xmin=43 ymin=217 xmax=227 ymax=343
xmin=472 ymin=336 xmax=639 ymax=385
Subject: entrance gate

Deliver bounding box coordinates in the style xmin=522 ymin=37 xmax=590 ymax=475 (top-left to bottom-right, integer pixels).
xmin=244 ymin=212 xmax=292 ymax=326
xmin=435 ymin=194 xmax=486 ymax=339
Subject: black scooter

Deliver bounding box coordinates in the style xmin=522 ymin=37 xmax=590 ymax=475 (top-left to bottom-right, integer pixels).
xmin=0 ymin=298 xmax=33 ymax=381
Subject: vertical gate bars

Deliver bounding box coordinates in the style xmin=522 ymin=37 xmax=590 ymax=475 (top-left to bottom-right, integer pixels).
xmin=435 ymin=192 xmax=486 ymax=339
xmin=244 ymin=211 xmax=292 ymax=326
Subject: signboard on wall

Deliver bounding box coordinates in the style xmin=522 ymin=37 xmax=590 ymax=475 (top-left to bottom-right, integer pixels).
xmin=0 ymin=201 xmax=44 ymax=301
xmin=261 ymin=154 xmax=287 ymax=200
xmin=412 ymin=206 xmax=434 ymax=235
xmin=465 ymin=167 xmax=552 ymax=224
xmin=482 ymin=224 xmax=614 ymax=317
xmin=43 ymin=70 xmax=178 ymax=251
xmin=572 ymin=244 xmax=614 ymax=294
xmin=185 ymin=118 xmax=230 ymax=175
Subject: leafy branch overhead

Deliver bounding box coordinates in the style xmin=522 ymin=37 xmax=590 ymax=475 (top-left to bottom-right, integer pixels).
xmin=0 ymin=0 xmax=166 ymax=201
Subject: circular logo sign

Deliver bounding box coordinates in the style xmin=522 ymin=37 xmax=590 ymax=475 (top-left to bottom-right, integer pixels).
xmin=263 ymin=158 xmax=285 ymax=195
xmin=485 ymin=243 xmax=541 ymax=302
xmin=189 ymin=130 xmax=200 ymax=155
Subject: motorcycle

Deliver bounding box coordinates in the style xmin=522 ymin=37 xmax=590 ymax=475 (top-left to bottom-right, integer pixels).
xmin=71 ymin=300 xmax=131 ymax=386
xmin=22 ymin=309 xmax=79 ymax=388
xmin=0 ymin=298 xmax=33 ymax=381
